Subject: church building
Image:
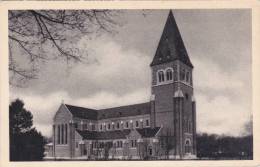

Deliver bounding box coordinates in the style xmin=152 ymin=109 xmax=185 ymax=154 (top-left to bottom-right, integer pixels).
xmin=51 ymin=10 xmax=197 ymax=160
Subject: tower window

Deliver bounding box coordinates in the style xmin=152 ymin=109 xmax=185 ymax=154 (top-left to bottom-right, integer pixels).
xmin=158 ymin=71 xmax=165 ymax=83
xmin=180 ymin=69 xmax=185 ymax=81
xmin=108 ymin=123 xmax=111 ymax=130
xmin=166 ymin=69 xmax=173 ymax=81
xmin=186 ymin=71 xmax=190 ymax=83
xmin=126 ymin=121 xmax=129 ymax=128
xmin=117 ymin=122 xmax=120 ymax=129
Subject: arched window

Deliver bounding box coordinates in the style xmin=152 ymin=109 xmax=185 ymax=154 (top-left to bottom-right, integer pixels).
xmin=180 ymin=69 xmax=185 ymax=81
xmin=186 ymin=71 xmax=190 ymax=83
xmin=146 ymin=119 xmax=149 ymax=127
xmin=57 ymin=125 xmax=60 ymax=144
xmin=65 ymin=124 xmax=68 ymax=144
xmin=61 ymin=124 xmax=64 ymax=144
xmin=136 ymin=121 xmax=139 ymax=128
xmin=166 ymin=69 xmax=173 ymax=81
xmin=149 ymin=146 xmax=153 ymax=156
xmin=185 ymin=139 xmax=191 ymax=153
xmin=158 ymin=71 xmax=165 ymax=83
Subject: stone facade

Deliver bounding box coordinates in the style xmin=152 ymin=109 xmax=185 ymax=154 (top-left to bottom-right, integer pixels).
xmin=50 ymin=10 xmax=197 ymax=160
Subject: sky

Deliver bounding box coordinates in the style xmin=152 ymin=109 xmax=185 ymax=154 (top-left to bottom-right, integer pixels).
xmin=10 ymin=9 xmax=252 ymax=137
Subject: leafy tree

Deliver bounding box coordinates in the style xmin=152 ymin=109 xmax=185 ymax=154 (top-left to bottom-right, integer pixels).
xmin=197 ymin=133 xmax=253 ymax=159
xmin=9 ymin=99 xmax=46 ymax=161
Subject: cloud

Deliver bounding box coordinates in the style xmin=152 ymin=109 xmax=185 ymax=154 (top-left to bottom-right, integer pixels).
xmin=196 ymin=94 xmax=251 ymax=136
xmin=11 ymin=88 xmax=150 ymax=137
xmin=10 ymin=36 xmax=152 ymax=137
xmin=193 ymin=58 xmax=244 ymax=92
xmin=191 ymin=56 xmax=251 ymax=136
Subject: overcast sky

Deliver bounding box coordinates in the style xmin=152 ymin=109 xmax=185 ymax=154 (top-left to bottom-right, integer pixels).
xmin=10 ymin=9 xmax=252 ymax=137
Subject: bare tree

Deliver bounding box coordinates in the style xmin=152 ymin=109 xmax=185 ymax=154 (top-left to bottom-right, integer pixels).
xmin=9 ymin=10 xmax=119 ymax=86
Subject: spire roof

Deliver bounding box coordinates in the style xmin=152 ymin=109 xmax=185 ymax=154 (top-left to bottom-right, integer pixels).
xmin=150 ymin=10 xmax=193 ymax=67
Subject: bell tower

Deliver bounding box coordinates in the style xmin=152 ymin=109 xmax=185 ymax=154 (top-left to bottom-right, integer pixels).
xmin=150 ymin=10 xmax=196 ymax=159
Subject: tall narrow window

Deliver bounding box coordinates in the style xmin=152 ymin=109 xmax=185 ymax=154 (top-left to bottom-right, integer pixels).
xmin=126 ymin=122 xmax=129 ymax=128
xmin=108 ymin=123 xmax=111 ymax=130
xmin=186 ymin=71 xmax=190 ymax=83
xmin=117 ymin=122 xmax=120 ymax=129
xmin=135 ymin=121 xmax=139 ymax=128
xmin=185 ymin=140 xmax=191 ymax=153
xmin=166 ymin=69 xmax=173 ymax=81
xmin=158 ymin=71 xmax=165 ymax=83
xmin=57 ymin=125 xmax=60 ymax=144
xmin=61 ymin=124 xmax=64 ymax=144
xmin=65 ymin=124 xmax=68 ymax=144
xmin=180 ymin=69 xmax=185 ymax=81
xmin=146 ymin=119 xmax=149 ymax=126
xmin=149 ymin=147 xmax=153 ymax=155
xmin=100 ymin=124 xmax=102 ymax=131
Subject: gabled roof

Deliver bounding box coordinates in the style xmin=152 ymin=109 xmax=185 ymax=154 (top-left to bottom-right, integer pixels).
xmin=76 ymin=129 xmax=131 ymax=140
xmin=136 ymin=127 xmax=161 ymax=138
xmin=65 ymin=104 xmax=98 ymax=120
xmin=65 ymin=102 xmax=151 ymax=120
xmin=150 ymin=10 xmax=193 ymax=68
xmin=98 ymin=102 xmax=151 ymax=119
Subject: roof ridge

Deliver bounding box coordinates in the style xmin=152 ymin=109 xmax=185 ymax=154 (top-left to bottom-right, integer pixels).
xmin=65 ymin=103 xmax=97 ymax=111
xmin=65 ymin=102 xmax=150 ymax=111
xmin=99 ymin=101 xmax=150 ymax=111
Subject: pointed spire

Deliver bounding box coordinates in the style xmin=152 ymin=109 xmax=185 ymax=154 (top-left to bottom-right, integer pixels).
xmin=151 ymin=10 xmax=193 ymax=67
